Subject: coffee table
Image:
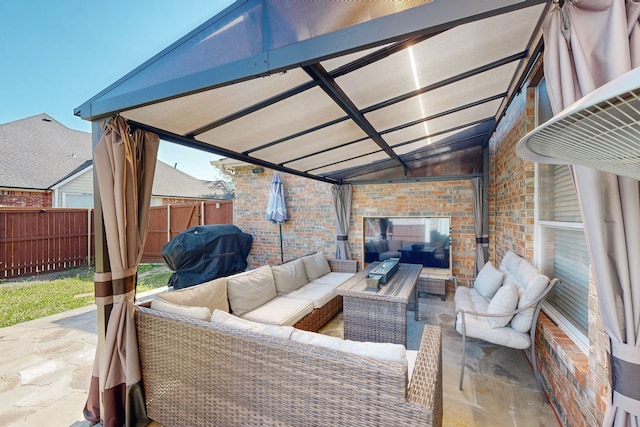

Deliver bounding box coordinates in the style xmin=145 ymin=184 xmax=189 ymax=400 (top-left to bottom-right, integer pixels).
xmin=335 ymin=262 xmax=421 ymax=346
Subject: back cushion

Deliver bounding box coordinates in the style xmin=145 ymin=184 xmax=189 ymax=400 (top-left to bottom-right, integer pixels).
xmin=302 ymin=252 xmax=332 ymax=281
xmin=474 ymin=261 xmax=505 ymax=300
xmin=158 ymin=276 xmax=229 ymax=313
xmin=271 ymin=258 xmax=309 ymax=295
xmin=387 ymin=239 xmax=403 ymax=252
xmin=499 ymin=251 xmax=522 ymax=276
xmin=227 ymin=266 xmax=277 ymax=316
xmin=511 ymin=273 xmax=550 ymax=332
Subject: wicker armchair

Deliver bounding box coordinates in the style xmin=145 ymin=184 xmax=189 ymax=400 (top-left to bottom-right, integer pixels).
xmin=135 ymin=306 xmax=443 ymax=427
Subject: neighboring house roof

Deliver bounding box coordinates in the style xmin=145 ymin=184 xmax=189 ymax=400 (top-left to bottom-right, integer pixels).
xmin=152 ymin=161 xmax=232 ymax=199
xmin=1 ymin=113 xmax=232 ymax=200
xmin=0 ymin=113 xmax=92 ymax=189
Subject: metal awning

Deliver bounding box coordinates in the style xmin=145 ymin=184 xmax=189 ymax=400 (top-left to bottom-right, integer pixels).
xmin=75 ymin=0 xmax=551 ymax=184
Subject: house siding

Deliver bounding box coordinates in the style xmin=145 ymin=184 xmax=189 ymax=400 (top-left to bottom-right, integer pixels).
xmin=56 ymin=169 xmax=93 ymax=207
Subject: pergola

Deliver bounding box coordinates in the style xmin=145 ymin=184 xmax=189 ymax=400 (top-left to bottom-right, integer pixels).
xmin=75 ymin=0 xmax=550 ymax=185
xmin=74 ymin=1 xmax=554 ymax=425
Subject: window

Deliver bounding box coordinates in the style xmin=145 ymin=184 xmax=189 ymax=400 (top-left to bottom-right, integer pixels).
xmin=535 ymin=79 xmax=590 ymax=343
xmin=63 ymin=192 xmax=93 ymax=208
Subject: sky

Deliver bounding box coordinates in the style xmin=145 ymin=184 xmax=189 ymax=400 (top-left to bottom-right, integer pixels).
xmin=0 ymin=0 xmax=235 ymax=180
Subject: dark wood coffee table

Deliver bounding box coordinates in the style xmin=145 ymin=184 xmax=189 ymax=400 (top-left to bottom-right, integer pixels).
xmin=334 ymin=262 xmax=421 ymax=346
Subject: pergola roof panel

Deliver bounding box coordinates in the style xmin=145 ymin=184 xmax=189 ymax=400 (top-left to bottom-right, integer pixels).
xmin=77 ymin=0 xmax=551 ymax=184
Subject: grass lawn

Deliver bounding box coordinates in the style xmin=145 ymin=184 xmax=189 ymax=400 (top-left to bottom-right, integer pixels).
xmin=0 ymin=264 xmax=171 ymax=328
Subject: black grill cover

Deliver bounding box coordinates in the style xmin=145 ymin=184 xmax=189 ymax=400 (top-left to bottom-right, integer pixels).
xmin=162 ymin=224 xmax=253 ymax=290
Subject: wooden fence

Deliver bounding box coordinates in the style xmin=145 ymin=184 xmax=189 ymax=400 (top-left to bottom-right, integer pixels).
xmin=142 ymin=200 xmax=233 ymax=262
xmin=0 ymin=208 xmax=94 ymax=279
xmin=0 ymin=200 xmax=233 ymax=279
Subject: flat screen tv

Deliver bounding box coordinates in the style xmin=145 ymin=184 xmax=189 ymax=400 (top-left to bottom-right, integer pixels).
xmin=363 ymin=216 xmax=451 ymax=273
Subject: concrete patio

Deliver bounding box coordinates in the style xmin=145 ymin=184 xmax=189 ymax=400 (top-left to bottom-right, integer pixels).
xmin=0 ymin=291 xmax=558 ymax=426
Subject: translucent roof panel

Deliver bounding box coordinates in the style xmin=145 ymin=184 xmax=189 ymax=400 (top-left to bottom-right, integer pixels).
xmin=251 ymin=120 xmax=368 ymax=165
xmin=198 ymin=86 xmax=346 ymax=153
xmin=310 ymin=151 xmax=390 ymax=175
xmin=77 ymin=0 xmax=551 ymax=183
xmin=266 ymin=1 xmax=428 ymax=49
xmin=336 ymin=4 xmax=545 ymax=109
xmin=363 ymin=62 xmax=518 ymax=131
xmin=122 ymin=68 xmax=313 ymax=136
xmin=285 ymin=140 xmax=383 ymax=172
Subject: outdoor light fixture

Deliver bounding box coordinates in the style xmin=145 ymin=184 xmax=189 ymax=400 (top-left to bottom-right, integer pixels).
xmin=252 ymin=167 xmax=264 ymax=174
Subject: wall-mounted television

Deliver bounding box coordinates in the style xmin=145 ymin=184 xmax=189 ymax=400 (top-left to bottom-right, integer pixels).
xmin=363 ymin=216 xmax=451 ymax=273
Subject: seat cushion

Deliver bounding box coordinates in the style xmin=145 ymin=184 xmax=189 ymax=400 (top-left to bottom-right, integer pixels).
xmin=309 ymin=272 xmax=355 ymax=288
xmin=227 ymin=265 xmax=277 ymax=316
xmin=473 ymin=261 xmax=505 ymax=300
xmin=282 ymin=283 xmax=336 ymax=308
xmin=455 ymin=312 xmax=531 ymax=349
xmin=240 ymin=296 xmax=314 ymax=326
xmin=486 ymin=283 xmax=519 ymax=328
xmin=271 ymin=258 xmax=309 ymax=295
xmin=301 ymin=252 xmax=332 ymax=281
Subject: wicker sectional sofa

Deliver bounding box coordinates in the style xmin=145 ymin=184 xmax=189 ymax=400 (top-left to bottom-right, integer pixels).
xmin=150 ymin=252 xmax=357 ymax=332
xmin=135 ymin=305 xmax=443 ymax=427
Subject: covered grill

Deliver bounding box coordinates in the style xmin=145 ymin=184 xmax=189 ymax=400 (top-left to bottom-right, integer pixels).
xmin=162 ymin=224 xmax=253 ymax=289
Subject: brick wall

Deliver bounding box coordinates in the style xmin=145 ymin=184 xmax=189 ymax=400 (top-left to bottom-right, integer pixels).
xmin=0 ymin=189 xmax=52 ymax=207
xmin=234 ymin=168 xmax=476 ymax=279
xmin=492 ymin=83 xmax=606 ymax=425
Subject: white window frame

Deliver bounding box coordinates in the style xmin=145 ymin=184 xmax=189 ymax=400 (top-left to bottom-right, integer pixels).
xmin=533 ymin=80 xmax=589 ymax=353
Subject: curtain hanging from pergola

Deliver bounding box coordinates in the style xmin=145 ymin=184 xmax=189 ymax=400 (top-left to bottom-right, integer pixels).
xmin=543 ymin=1 xmax=640 ymax=425
xmin=83 ymin=116 xmax=159 ymax=427
xmin=331 ymin=184 xmax=352 ymax=260
xmin=471 ymin=177 xmax=486 ymax=276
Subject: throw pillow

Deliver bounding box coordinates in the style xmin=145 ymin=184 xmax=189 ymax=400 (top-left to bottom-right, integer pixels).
xmin=271 ymin=258 xmax=309 ymax=295
xmin=511 ymin=273 xmax=550 ymax=332
xmin=474 ymin=261 xmax=505 ymax=300
xmin=226 ymin=265 xmax=277 ymax=316
xmin=486 ymin=283 xmax=519 ymax=328
xmin=150 ymin=298 xmax=212 ymax=321
xmin=301 ymin=252 xmax=331 ymax=281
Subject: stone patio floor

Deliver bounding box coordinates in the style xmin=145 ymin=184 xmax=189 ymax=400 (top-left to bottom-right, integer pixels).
xmin=0 ymin=290 xmax=559 ymax=426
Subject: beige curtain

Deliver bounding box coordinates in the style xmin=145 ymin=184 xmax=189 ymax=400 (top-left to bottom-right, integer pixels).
xmin=331 ymin=184 xmax=352 ymax=260
xmin=83 ymin=116 xmax=159 ymax=427
xmin=471 ymin=177 xmax=486 ymax=276
xmin=543 ymin=1 xmax=640 ymax=425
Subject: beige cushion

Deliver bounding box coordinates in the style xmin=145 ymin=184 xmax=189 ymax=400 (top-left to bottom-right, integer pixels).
xmin=150 ymin=298 xmax=211 ymax=321
xmin=290 ymin=329 xmax=407 ymax=365
xmin=486 ymin=283 xmax=519 ymax=328
xmin=227 ymin=266 xmax=277 ymax=316
xmin=310 ymin=272 xmax=355 ymax=288
xmin=301 ymin=252 xmax=331 ymax=281
xmin=474 ymin=261 xmax=505 ymax=300
xmin=282 ymin=283 xmax=336 ymax=308
xmin=210 ymin=309 xmax=295 ymax=339
xmin=511 ymin=273 xmax=550 ymax=332
xmin=271 ymin=258 xmax=309 ymax=295
xmin=157 ymin=277 xmax=229 ymax=313
xmin=240 ymin=296 xmax=314 ymax=326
